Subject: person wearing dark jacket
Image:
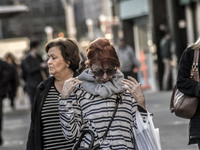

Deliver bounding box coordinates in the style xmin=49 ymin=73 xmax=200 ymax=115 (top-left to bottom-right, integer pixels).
xmin=160 ymin=32 xmax=172 ymax=90
xmin=26 ymin=37 xmax=80 ymax=150
xmin=0 ymin=59 xmax=15 ymax=145
xmin=21 ymin=41 xmax=48 ymax=108
xmin=177 ymin=37 xmax=200 ymax=149
xmin=4 ymin=52 xmax=20 ymax=109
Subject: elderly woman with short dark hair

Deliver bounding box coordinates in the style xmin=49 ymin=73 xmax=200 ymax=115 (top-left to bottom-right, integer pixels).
xmin=26 ymin=37 xmax=80 ymax=150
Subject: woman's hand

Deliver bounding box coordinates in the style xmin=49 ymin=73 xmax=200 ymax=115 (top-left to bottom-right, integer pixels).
xmin=61 ymin=78 xmax=82 ymax=98
xmin=122 ymin=76 xmax=146 ymax=109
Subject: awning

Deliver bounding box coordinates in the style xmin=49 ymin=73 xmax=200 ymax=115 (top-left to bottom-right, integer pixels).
xmin=179 ymin=0 xmax=198 ymax=5
xmin=0 ymin=5 xmax=29 ymax=18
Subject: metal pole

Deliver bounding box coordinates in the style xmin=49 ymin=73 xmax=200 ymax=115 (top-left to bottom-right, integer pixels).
xmin=185 ymin=5 xmax=194 ymax=43
xmin=61 ymin=0 xmax=77 ymax=40
xmin=0 ymin=20 xmax=3 ymax=39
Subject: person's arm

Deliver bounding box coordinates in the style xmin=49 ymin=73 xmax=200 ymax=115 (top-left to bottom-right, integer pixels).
xmin=122 ymin=76 xmax=145 ymax=109
xmin=130 ymin=96 xmax=149 ymax=128
xmin=177 ymin=48 xmax=200 ymax=97
xmin=121 ymin=76 xmax=150 ymax=123
xmin=59 ymin=90 xmax=82 ymax=140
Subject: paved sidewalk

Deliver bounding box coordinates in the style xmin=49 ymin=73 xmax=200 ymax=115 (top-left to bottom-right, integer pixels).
xmin=1 ymin=92 xmax=31 ymax=150
xmin=144 ymin=90 xmax=197 ymax=150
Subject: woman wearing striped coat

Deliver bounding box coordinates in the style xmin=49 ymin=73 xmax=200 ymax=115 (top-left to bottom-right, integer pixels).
xmin=59 ymin=38 xmax=148 ymax=149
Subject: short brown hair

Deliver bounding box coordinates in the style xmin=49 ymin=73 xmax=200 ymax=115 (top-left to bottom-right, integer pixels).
xmin=45 ymin=37 xmax=80 ymax=72
xmin=85 ymin=38 xmax=120 ymax=69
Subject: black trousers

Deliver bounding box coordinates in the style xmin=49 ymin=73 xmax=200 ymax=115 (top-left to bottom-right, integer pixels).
xmin=7 ymin=88 xmax=17 ymax=108
xmin=26 ymin=86 xmax=37 ymax=109
xmin=197 ymin=139 xmax=200 ymax=149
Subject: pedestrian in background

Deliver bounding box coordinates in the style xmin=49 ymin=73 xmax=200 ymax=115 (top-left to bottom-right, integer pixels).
xmin=21 ymin=41 xmax=48 ymax=108
xmin=176 ymin=37 xmax=200 ymax=149
xmin=160 ymin=31 xmax=172 ymax=90
xmin=26 ymin=37 xmax=80 ymax=150
xmin=0 ymin=59 xmax=15 ymax=145
xmin=4 ymin=52 xmax=20 ymax=109
xmin=77 ymin=52 xmax=86 ymax=73
xmin=59 ymin=38 xmax=150 ymax=149
xmin=115 ymin=38 xmax=140 ymax=80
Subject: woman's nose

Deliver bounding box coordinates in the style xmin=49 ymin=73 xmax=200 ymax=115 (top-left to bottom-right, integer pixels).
xmin=47 ymin=58 xmax=52 ymax=64
xmin=102 ymin=72 xmax=108 ymax=79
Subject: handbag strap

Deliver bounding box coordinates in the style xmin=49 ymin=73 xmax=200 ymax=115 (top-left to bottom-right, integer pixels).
xmin=100 ymin=94 xmax=122 ymax=142
xmin=73 ymin=94 xmax=122 ymax=150
xmin=191 ymin=49 xmax=199 ymax=81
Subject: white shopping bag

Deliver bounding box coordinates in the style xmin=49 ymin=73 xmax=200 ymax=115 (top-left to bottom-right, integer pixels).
xmin=133 ymin=110 xmax=161 ymax=150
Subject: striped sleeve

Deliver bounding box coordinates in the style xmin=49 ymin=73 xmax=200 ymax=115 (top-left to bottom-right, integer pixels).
xmin=129 ymin=92 xmax=148 ymax=127
xmin=58 ymin=92 xmax=82 ymax=140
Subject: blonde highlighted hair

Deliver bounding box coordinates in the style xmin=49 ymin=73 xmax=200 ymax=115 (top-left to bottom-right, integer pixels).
xmin=188 ymin=37 xmax=200 ymax=50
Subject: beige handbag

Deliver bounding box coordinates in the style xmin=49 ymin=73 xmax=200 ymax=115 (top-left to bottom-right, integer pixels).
xmin=170 ymin=49 xmax=199 ymax=119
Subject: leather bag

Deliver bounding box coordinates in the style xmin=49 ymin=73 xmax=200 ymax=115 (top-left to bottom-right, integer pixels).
xmin=170 ymin=49 xmax=199 ymax=119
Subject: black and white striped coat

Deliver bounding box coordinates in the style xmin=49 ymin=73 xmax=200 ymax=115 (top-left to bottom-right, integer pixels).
xmin=59 ymin=85 xmax=148 ymax=150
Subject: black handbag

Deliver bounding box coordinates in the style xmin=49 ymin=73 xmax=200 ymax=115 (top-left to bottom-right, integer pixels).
xmin=73 ymin=94 xmax=122 ymax=150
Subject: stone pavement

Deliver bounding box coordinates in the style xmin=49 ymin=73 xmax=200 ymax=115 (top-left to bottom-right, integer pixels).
xmin=144 ymin=90 xmax=197 ymax=150
xmin=1 ymin=92 xmax=31 ymax=150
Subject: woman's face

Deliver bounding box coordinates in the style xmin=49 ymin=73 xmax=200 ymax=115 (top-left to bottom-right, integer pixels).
xmin=47 ymin=46 xmax=69 ymax=76
xmin=91 ymin=62 xmax=116 ymax=83
xmin=6 ymin=57 xmax=13 ymax=64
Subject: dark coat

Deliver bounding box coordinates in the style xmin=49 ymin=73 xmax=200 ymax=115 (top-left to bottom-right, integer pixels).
xmin=177 ymin=47 xmax=200 ymax=144
xmin=0 ymin=59 xmax=15 ymax=98
xmin=26 ymin=76 xmax=54 ymax=150
xmin=26 ymin=71 xmax=79 ymax=150
xmin=21 ymin=53 xmax=48 ymax=88
xmin=160 ymin=37 xmax=171 ymax=59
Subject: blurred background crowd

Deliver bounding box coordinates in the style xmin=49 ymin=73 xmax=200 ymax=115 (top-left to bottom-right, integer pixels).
xmin=1 ymin=0 xmax=199 ymax=93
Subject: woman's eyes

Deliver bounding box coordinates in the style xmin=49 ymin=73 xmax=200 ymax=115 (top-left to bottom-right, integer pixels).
xmin=47 ymin=56 xmax=57 ymax=61
xmin=49 ymin=56 xmax=56 ymax=59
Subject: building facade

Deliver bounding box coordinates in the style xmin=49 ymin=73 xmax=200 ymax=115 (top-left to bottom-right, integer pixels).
xmin=117 ymin=0 xmax=158 ymax=91
xmin=1 ymin=0 xmax=66 ymax=41
xmin=118 ymin=0 xmax=190 ymax=91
